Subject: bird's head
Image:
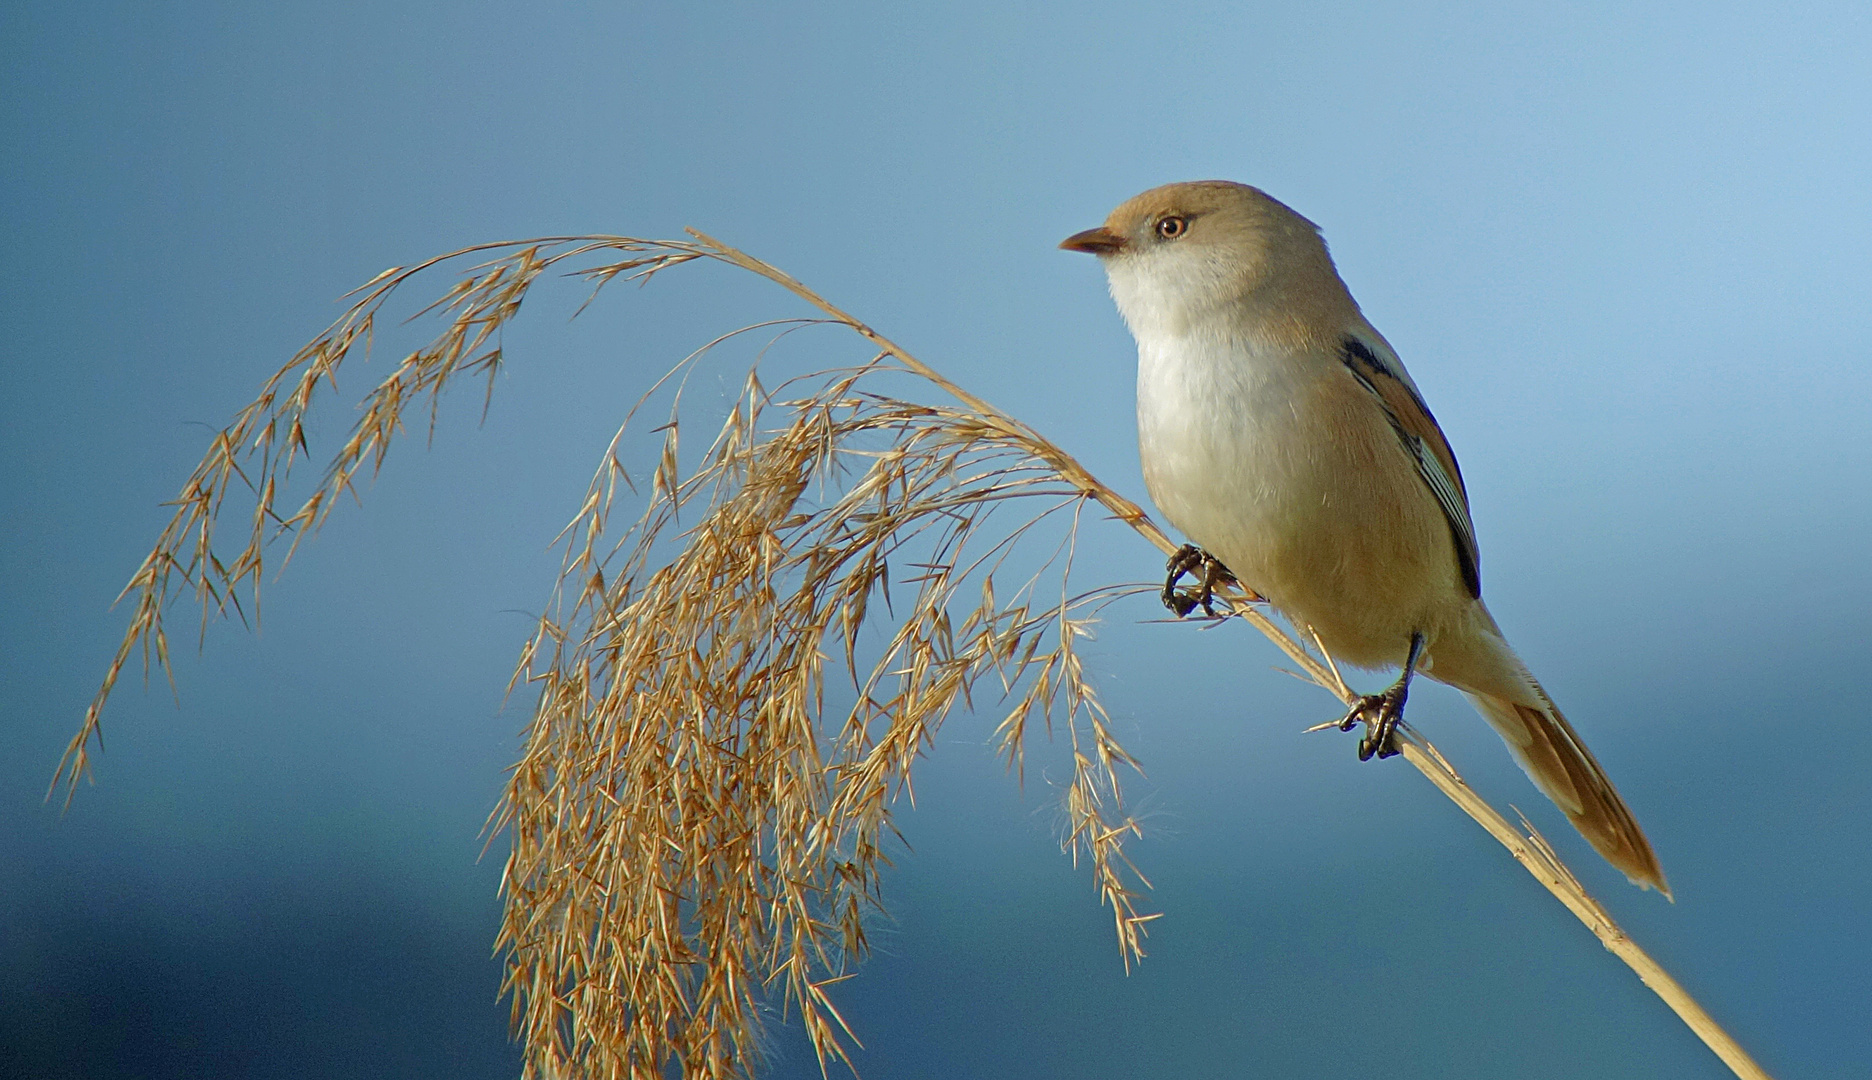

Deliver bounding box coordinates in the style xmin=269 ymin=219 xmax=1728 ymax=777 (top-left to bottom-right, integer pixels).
xmin=1061 ymin=180 xmax=1337 ymax=339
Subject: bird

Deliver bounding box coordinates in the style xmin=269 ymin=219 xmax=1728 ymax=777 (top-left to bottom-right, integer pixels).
xmin=1060 ymin=180 xmax=1668 ymax=896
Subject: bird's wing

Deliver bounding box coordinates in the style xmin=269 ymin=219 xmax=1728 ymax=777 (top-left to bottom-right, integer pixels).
xmin=1340 ymin=335 xmax=1481 ymax=598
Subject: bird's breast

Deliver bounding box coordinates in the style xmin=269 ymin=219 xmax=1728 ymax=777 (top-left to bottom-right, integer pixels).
xmin=1134 ymin=331 xmax=1457 ymax=666
xmin=1135 ymin=332 xmax=1318 ymax=557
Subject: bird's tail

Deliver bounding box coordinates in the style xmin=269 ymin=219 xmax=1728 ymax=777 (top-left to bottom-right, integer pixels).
xmin=1464 ymin=688 xmax=1670 ymax=898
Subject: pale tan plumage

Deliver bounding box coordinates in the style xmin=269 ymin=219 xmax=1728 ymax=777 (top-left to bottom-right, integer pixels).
xmin=1063 ymin=181 xmax=1668 ymax=895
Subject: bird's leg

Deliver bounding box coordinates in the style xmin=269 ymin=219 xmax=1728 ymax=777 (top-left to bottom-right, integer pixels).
xmin=1162 ymin=544 xmax=1237 ymax=617
xmin=1337 ymin=632 xmax=1425 ymax=761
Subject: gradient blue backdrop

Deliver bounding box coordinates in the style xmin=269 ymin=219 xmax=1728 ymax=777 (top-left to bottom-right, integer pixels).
xmin=4 ymin=2 xmax=1868 ymax=1077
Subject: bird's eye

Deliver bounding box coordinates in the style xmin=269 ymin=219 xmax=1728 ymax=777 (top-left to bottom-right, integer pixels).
xmin=1155 ymin=215 xmax=1189 ymax=240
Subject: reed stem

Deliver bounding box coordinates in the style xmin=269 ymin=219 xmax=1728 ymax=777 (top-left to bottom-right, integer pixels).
xmin=68 ymin=228 xmax=1773 ymax=1079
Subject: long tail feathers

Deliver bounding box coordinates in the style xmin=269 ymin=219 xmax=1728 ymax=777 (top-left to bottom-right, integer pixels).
xmin=1465 ymin=689 xmax=1670 ymax=898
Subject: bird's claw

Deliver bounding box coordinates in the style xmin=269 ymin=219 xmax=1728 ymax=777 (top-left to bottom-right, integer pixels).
xmin=1162 ymin=544 xmax=1236 ymax=618
xmin=1338 ymin=686 xmax=1406 ymax=760
xmin=1335 ymin=632 xmax=1424 ymax=761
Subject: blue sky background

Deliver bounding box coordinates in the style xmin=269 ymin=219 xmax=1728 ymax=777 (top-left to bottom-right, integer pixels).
xmin=4 ymin=2 xmax=1870 ymax=1076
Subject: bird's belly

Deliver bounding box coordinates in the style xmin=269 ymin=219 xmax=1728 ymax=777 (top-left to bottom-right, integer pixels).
xmin=1137 ymin=347 xmax=1454 ymax=669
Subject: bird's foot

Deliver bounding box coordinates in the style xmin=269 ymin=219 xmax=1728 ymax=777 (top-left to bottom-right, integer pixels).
xmin=1162 ymin=544 xmax=1236 ymax=617
xmin=1337 ymin=684 xmax=1407 ymax=760
xmin=1337 ymin=631 xmax=1426 ymax=761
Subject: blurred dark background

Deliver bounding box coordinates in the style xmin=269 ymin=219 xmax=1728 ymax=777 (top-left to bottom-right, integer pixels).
xmin=4 ymin=2 xmax=1868 ymax=1076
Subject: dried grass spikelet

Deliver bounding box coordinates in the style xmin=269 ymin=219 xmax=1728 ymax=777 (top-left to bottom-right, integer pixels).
xmin=499 ymin=352 xmax=1161 ymax=1078
xmin=55 ymin=232 xmax=1167 ymax=1078
xmin=61 ymin=232 xmax=1773 ymax=1080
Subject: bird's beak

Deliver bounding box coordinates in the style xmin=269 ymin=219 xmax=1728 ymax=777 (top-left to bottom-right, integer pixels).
xmin=1059 ymin=227 xmax=1127 ymax=255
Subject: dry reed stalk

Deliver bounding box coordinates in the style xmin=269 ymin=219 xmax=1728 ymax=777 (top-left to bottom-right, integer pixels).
xmin=60 ymin=232 xmax=1772 ymax=1080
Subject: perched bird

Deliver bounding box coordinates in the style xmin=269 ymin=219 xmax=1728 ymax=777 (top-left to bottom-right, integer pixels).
xmin=1061 ymin=181 xmax=1667 ymax=895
